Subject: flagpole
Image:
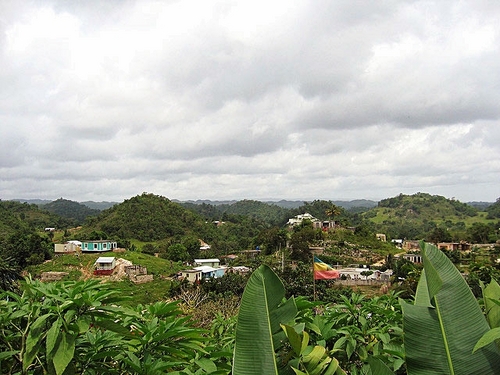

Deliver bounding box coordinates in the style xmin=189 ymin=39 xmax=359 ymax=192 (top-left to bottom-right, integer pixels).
xmin=312 ymin=253 xmax=316 ymax=301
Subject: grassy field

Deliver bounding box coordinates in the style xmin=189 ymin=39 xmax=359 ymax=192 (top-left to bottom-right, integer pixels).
xmin=25 ymin=251 xmax=186 ymax=306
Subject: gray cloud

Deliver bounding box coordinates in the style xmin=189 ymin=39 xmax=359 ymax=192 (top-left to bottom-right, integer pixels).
xmin=0 ymin=0 xmax=499 ymax=203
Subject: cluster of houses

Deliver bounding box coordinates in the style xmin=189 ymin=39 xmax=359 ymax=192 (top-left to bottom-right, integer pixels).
xmin=178 ymin=258 xmax=250 ymax=283
xmin=54 ymin=240 xmax=119 ymax=254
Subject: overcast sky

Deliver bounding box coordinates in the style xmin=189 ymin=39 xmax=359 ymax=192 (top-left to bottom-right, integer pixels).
xmin=1 ymin=0 xmax=499 ymax=203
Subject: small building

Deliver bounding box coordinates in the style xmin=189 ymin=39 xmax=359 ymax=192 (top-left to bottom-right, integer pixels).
xmin=403 ymin=253 xmax=423 ymax=264
xmin=194 ymin=265 xmax=217 ymax=279
xmin=376 ymin=234 xmax=387 ymax=242
xmin=180 ymin=269 xmax=203 ymax=283
xmin=94 ymin=257 xmax=116 ymax=275
xmin=81 ymin=240 xmax=117 ymax=253
xmin=403 ymin=240 xmax=421 ymax=251
xmin=391 ymin=239 xmax=404 ymax=248
xmin=54 ymin=240 xmax=82 ymax=254
xmin=227 ymin=266 xmax=251 ymax=275
xmin=194 ymin=258 xmax=220 ymax=267
xmin=338 ymin=266 xmax=372 ymax=280
xmin=287 ymin=213 xmax=319 ymax=227
xmin=438 ymin=242 xmax=471 ymax=251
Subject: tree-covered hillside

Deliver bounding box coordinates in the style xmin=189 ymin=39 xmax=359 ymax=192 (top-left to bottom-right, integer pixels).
xmin=486 ymin=198 xmax=500 ymax=219
xmin=363 ymin=193 xmax=499 ymax=241
xmin=217 ymin=199 xmax=290 ymax=226
xmin=0 ymin=200 xmax=72 ymax=236
xmin=81 ymin=193 xmax=211 ymax=242
xmin=378 ymin=192 xmax=477 ymax=217
xmin=42 ymin=198 xmax=100 ymax=224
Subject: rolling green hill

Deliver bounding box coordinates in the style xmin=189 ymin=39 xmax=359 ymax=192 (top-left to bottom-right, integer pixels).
xmin=78 ymin=193 xmax=213 ymax=242
xmin=42 ymin=198 xmax=100 ymax=224
xmin=363 ymin=193 xmax=498 ymax=241
xmin=0 ymin=200 xmax=73 ymax=237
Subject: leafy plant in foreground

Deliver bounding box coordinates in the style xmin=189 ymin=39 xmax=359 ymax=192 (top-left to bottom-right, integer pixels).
xmin=400 ymin=241 xmax=500 ymax=375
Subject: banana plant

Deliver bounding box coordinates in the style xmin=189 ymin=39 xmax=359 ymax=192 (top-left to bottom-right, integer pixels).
xmin=232 ymin=264 xmax=298 ymax=375
xmin=400 ymin=241 xmax=500 ymax=375
xmin=281 ymin=324 xmax=345 ymax=375
xmin=473 ymin=279 xmax=500 ymax=353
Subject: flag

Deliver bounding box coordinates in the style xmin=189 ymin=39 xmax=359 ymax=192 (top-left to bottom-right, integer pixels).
xmin=313 ymin=256 xmax=339 ymax=280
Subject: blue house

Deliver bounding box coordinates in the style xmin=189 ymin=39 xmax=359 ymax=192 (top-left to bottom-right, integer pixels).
xmin=81 ymin=240 xmax=117 ymax=253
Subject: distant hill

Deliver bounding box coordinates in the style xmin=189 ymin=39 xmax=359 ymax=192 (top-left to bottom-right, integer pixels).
xmin=486 ymin=199 xmax=500 ymax=219
xmin=43 ymin=198 xmax=100 ymax=224
xmin=81 ymin=201 xmax=118 ymax=210
xmin=0 ymin=200 xmax=72 ymax=237
xmin=468 ymin=201 xmax=495 ymax=211
xmin=80 ymin=193 xmax=209 ymax=242
xmin=363 ymin=192 xmax=490 ymax=240
xmin=217 ymin=200 xmax=291 ymax=226
xmin=10 ymin=199 xmax=52 ymax=205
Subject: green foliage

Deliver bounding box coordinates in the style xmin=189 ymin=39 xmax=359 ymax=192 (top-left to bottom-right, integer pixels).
xmin=486 ymin=198 xmax=500 ymax=219
xmin=0 ymin=200 xmax=73 ymax=237
xmin=166 ymin=243 xmax=189 ymax=261
xmin=82 ymin=193 xmax=206 ymax=242
xmin=290 ymin=224 xmax=323 ymax=262
xmin=233 ymin=265 xmax=298 ymax=375
xmin=42 ymin=198 xmax=100 ymax=225
xmin=321 ymin=292 xmax=405 ymax=374
xmin=217 ymin=199 xmax=291 ymax=226
xmin=367 ymin=193 xmax=489 ymax=241
xmin=1 ymin=228 xmax=52 ymax=268
xmin=141 ymin=243 xmax=158 ymax=255
xmin=0 ymin=278 xmax=223 ymax=375
xmin=0 ymin=256 xmax=21 ymax=292
xmin=201 ymin=272 xmax=248 ymax=298
xmin=400 ymin=242 xmax=500 ymax=374
xmin=467 ymin=222 xmax=495 ymax=243
xmin=292 ymin=200 xmax=348 ymax=225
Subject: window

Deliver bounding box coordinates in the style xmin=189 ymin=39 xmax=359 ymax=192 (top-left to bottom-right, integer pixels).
xmin=94 ymin=243 xmax=98 ymax=250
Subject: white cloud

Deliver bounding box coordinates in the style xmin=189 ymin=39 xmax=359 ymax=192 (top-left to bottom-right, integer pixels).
xmin=0 ymin=0 xmax=499 ymax=203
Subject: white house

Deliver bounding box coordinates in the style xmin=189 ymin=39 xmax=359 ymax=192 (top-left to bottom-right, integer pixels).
xmin=94 ymin=257 xmax=116 ymax=275
xmin=287 ymin=213 xmax=319 ymax=227
xmin=194 ymin=258 xmax=220 ymax=267
xmin=180 ymin=269 xmax=203 ymax=283
xmin=54 ymin=240 xmax=82 ymax=254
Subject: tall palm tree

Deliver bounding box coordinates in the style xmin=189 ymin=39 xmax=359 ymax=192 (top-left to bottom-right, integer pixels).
xmin=325 ymin=204 xmax=341 ymax=224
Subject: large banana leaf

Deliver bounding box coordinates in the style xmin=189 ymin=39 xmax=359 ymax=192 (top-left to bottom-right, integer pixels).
xmin=482 ymin=278 xmax=500 ymax=329
xmin=233 ymin=265 xmax=298 ymax=375
xmin=400 ymin=242 xmax=500 ymax=375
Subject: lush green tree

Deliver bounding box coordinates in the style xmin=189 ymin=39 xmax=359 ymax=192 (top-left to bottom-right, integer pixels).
xmin=289 ymin=223 xmax=321 ymax=262
xmin=256 ymin=227 xmax=288 ymax=255
xmin=467 ymin=222 xmax=494 ymax=243
xmin=166 ymin=243 xmax=189 ymax=261
xmin=325 ymin=203 xmax=342 ymax=223
xmin=427 ymin=226 xmax=452 ymax=244
xmin=181 ymin=235 xmax=201 ymax=260
xmin=2 ymin=228 xmax=52 ymax=268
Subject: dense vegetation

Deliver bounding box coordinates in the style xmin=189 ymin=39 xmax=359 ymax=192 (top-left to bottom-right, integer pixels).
xmin=42 ymin=198 xmax=100 ymax=224
xmin=0 ymin=200 xmax=72 ymax=237
xmin=364 ymin=193 xmax=500 ymax=242
xmin=2 ymin=244 xmax=500 ymax=374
